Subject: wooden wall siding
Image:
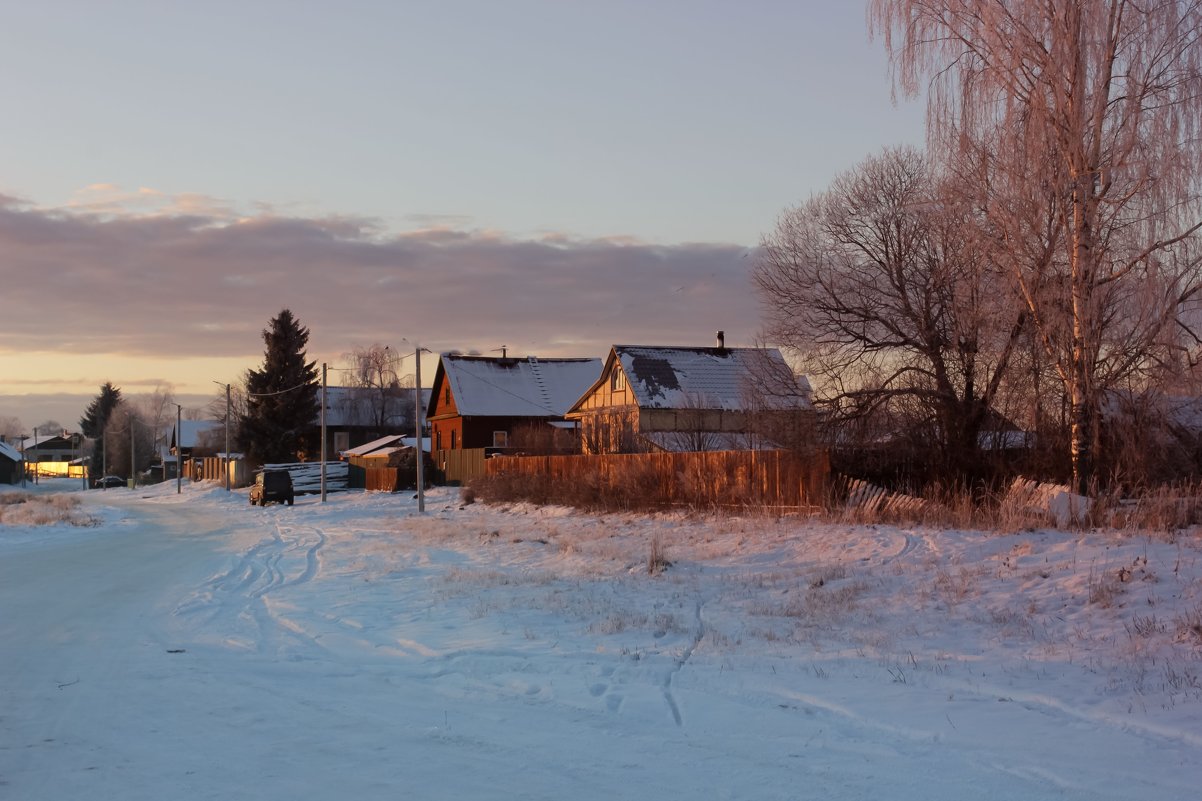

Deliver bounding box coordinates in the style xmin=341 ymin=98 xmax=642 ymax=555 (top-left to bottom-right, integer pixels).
xmin=437 ymin=448 xmax=488 ymax=484
xmin=577 ymin=363 xmax=634 ymax=411
xmin=485 ymin=449 xmax=829 ymax=511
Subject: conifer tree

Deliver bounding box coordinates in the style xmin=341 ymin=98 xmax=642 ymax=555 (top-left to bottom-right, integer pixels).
xmin=79 ymin=382 xmax=122 ymax=475
xmin=239 ymin=309 xmax=320 ymax=465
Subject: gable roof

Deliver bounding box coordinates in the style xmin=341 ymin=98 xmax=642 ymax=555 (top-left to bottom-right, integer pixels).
xmin=318 ymin=386 xmax=431 ymax=428
xmin=436 ymin=354 xmax=603 ymax=418
xmin=575 ymin=345 xmax=812 ymax=413
xmin=174 ymin=420 xmax=223 ymax=449
xmin=0 ymin=440 xmax=21 ymax=462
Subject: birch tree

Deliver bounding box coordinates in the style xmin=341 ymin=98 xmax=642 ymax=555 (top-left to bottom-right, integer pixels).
xmin=870 ymin=0 xmax=1202 ymax=492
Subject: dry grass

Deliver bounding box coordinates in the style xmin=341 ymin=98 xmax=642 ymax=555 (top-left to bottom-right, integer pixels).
xmin=0 ymin=493 xmax=97 ymax=527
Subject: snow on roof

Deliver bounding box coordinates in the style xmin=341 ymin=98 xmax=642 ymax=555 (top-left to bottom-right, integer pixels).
xmin=0 ymin=440 xmax=21 ymax=462
xmin=318 ymin=386 xmax=430 ymax=428
xmin=441 ymin=355 xmax=602 ymax=418
xmin=343 ymin=434 xmax=405 ymax=457
xmin=176 ymin=420 xmax=223 ymax=448
xmin=611 ymin=346 xmax=811 ymax=412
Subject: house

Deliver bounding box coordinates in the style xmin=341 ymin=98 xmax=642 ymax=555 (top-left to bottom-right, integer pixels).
xmin=0 ymin=439 xmax=22 ymax=485
xmin=171 ymin=420 xmax=226 ymax=458
xmin=426 ymin=353 xmax=603 ymax=453
xmin=565 ymin=338 xmax=813 ymax=454
xmin=312 ymin=385 xmax=430 ymax=459
xmin=21 ymin=432 xmax=82 ymax=464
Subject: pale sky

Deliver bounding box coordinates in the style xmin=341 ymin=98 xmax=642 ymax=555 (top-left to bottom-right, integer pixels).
xmin=0 ymin=0 xmax=923 ymax=430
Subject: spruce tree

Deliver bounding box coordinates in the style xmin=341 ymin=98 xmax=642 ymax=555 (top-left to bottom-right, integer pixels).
xmin=239 ymin=309 xmax=320 ymax=465
xmin=79 ymin=382 xmax=122 ymax=475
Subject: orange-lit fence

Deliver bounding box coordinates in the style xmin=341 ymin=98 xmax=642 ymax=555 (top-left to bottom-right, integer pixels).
xmin=483 ymin=449 xmax=829 ymax=512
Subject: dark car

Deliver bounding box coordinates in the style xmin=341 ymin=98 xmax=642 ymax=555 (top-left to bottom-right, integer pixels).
xmin=94 ymin=475 xmax=125 ymax=488
xmin=249 ymin=469 xmax=294 ymax=506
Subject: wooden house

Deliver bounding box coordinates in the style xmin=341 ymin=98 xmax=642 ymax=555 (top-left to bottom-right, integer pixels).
xmin=311 ymin=386 xmax=430 ymax=460
xmin=0 ymin=439 xmax=22 ymax=484
xmin=426 ymin=353 xmax=602 ymax=453
xmin=565 ymin=340 xmax=813 ymax=454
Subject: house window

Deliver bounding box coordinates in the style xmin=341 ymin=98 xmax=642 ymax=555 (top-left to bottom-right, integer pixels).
xmin=611 ymin=368 xmax=625 ymax=391
xmin=450 ymin=430 xmax=457 ymax=450
xmin=334 ymin=432 xmax=350 ymax=454
xmin=493 ymin=431 xmax=508 ymax=448
xmin=436 ymin=431 xmax=442 ymax=451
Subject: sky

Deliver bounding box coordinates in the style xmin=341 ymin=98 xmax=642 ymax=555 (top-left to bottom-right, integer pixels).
xmin=0 ymin=0 xmax=924 ymax=430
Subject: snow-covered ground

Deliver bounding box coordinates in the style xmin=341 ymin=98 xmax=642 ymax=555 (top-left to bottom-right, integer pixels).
xmin=2 ymin=478 xmax=1200 ymax=800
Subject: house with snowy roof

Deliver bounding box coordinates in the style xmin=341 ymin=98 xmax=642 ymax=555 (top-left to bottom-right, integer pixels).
xmin=0 ymin=439 xmax=23 ymax=484
xmin=426 ymin=353 xmax=603 ymax=453
xmin=565 ymin=336 xmax=813 ymax=454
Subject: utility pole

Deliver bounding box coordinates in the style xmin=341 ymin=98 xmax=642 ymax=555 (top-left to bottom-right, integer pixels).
xmin=175 ymin=404 xmax=182 ymax=494
xmin=32 ymin=426 xmax=38 ymax=486
xmin=224 ymin=383 xmax=231 ymax=491
xmin=320 ymin=363 xmax=327 ymax=503
xmin=130 ymin=417 xmax=135 ymax=489
xmin=414 ymin=345 xmax=425 ymax=514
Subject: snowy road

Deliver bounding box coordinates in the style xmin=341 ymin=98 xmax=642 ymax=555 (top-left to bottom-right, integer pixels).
xmin=2 ymin=483 xmax=1200 ymax=800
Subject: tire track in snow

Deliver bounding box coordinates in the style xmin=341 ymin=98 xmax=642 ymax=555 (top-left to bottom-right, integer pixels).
xmin=172 ymin=522 xmax=327 ymax=653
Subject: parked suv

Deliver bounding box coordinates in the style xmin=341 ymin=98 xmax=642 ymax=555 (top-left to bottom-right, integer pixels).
xmin=249 ymin=469 xmax=294 ymax=506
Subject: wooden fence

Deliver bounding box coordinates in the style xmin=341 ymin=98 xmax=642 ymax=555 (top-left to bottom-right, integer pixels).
xmin=437 ymin=448 xmax=488 ymax=485
xmin=484 ymin=449 xmax=829 ymax=511
xmin=193 ymin=457 xmax=248 ymax=487
xmin=365 ymin=468 xmax=400 ymax=492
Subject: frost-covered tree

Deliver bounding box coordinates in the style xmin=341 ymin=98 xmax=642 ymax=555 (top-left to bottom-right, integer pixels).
xmin=870 ymin=0 xmax=1202 ymax=491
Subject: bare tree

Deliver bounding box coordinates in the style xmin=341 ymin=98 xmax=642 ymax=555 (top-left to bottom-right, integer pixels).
xmin=755 ymin=147 xmax=1028 ymax=482
xmin=0 ymin=416 xmax=23 ymax=441
xmin=134 ymin=383 xmax=176 ymax=461
xmin=340 ymin=343 xmax=409 ymax=431
xmin=206 ymin=374 xmax=249 ymax=450
xmin=871 ymin=0 xmax=1202 ymax=492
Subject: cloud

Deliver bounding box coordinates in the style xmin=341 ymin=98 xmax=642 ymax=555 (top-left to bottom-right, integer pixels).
xmin=0 ymin=192 xmax=764 ymax=363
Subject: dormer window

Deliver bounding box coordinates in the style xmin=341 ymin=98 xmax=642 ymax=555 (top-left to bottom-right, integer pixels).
xmin=611 ymin=368 xmax=626 ymax=391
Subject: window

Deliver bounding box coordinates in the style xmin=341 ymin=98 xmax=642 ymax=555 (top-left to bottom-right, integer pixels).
xmin=445 ymin=388 xmax=451 ymax=405
xmin=334 ymin=432 xmax=350 ymax=454
xmin=450 ymin=430 xmax=457 ymax=450
xmin=610 ymin=368 xmax=625 ymax=391
xmin=492 ymin=431 xmax=508 ymax=448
